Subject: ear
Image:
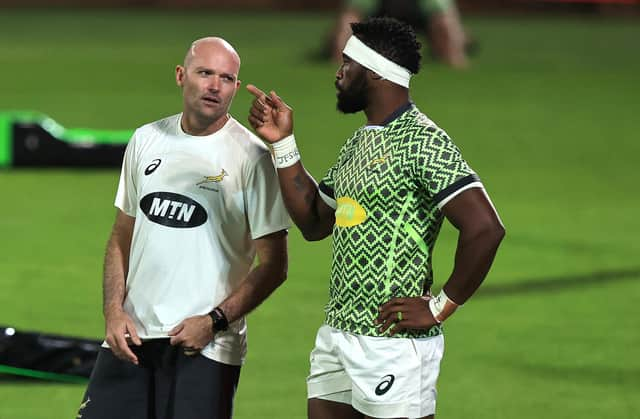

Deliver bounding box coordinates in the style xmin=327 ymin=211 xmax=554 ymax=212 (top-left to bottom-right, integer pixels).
xmin=176 ymin=65 xmax=185 ymax=87
xmin=230 ymin=79 xmax=241 ymax=99
xmin=368 ymin=70 xmax=384 ymax=81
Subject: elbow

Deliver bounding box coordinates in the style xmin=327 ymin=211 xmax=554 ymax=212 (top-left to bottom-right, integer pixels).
xmin=301 ymin=231 xmax=328 ymax=242
xmin=489 ymin=219 xmax=506 ymax=245
xmin=473 ymin=217 xmax=505 ymax=246
xmin=294 ymin=211 xmax=334 ymax=242
xmin=300 ymin=225 xmax=332 ymax=242
xmin=269 ymin=262 xmax=288 ymax=288
xmin=276 ymin=272 xmax=288 ymax=287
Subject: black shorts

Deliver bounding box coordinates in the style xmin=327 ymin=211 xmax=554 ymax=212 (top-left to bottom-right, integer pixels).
xmin=77 ymin=339 xmax=241 ymax=419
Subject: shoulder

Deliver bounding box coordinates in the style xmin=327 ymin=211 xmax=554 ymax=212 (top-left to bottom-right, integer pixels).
xmin=394 ymin=107 xmax=455 ymax=148
xmin=133 ymin=113 xmax=181 ymax=143
xmin=224 ymin=117 xmax=271 ymax=161
xmin=400 ymin=108 xmax=441 ymax=137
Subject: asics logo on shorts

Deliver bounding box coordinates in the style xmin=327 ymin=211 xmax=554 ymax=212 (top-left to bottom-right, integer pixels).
xmin=374 ymin=374 xmax=395 ymax=396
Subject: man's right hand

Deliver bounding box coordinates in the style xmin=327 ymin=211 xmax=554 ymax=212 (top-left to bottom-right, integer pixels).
xmin=104 ymin=309 xmax=141 ymax=365
xmin=246 ymin=84 xmax=293 ymax=143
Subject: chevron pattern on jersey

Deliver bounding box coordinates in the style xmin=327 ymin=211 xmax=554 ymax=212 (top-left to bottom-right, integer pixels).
xmin=322 ymin=106 xmax=477 ymax=338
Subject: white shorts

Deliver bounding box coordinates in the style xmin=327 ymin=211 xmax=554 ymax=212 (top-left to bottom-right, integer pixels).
xmin=307 ymin=324 xmax=445 ymax=418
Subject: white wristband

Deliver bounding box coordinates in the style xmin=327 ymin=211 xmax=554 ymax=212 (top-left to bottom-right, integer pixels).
xmin=272 ymin=134 xmax=300 ymax=169
xmin=428 ymin=290 xmax=459 ymax=323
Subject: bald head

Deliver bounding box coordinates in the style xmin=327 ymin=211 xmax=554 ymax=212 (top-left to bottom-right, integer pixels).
xmin=176 ymin=36 xmax=242 ymax=136
xmin=183 ymin=37 xmax=241 ymax=72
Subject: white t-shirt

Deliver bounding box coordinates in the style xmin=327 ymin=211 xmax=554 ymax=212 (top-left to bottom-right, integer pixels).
xmin=113 ymin=113 xmax=290 ymax=365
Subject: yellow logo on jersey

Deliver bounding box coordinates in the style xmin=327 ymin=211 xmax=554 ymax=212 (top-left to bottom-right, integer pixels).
xmin=368 ymin=153 xmax=390 ymax=169
xmin=335 ymin=197 xmax=367 ymax=227
xmin=196 ymin=169 xmax=228 ymax=186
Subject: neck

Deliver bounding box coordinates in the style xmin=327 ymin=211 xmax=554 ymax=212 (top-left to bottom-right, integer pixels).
xmin=363 ymin=86 xmax=410 ymax=126
xmin=181 ymin=112 xmax=229 ymax=136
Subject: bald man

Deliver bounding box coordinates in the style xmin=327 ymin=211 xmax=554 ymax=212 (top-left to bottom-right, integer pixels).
xmin=76 ymin=37 xmax=290 ymax=419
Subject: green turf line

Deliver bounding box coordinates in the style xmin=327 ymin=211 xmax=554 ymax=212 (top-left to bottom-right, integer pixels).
xmin=0 ymin=114 xmax=11 ymax=166
xmin=0 ymin=364 xmax=88 ymax=384
xmin=0 ymin=111 xmax=132 ymax=145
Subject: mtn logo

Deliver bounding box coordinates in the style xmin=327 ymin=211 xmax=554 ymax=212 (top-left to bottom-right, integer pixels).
xmin=140 ymin=192 xmax=207 ymax=228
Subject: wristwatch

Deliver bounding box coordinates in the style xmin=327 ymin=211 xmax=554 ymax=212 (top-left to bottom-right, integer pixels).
xmin=208 ymin=307 xmax=229 ymax=333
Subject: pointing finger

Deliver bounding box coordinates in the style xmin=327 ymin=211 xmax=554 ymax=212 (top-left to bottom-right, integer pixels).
xmin=246 ymin=84 xmax=267 ymax=100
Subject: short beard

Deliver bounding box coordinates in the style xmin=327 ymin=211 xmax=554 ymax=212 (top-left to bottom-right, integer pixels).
xmin=336 ymin=72 xmax=368 ymax=114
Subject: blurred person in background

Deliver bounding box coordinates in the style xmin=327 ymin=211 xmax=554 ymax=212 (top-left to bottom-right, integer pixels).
xmin=326 ymin=0 xmax=472 ymax=68
xmin=76 ymin=36 xmax=289 ymax=419
xmin=248 ymin=17 xmax=503 ymax=419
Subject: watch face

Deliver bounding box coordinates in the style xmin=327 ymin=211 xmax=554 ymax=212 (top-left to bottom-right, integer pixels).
xmin=209 ymin=312 xmax=218 ymax=333
xmin=210 ymin=309 xmax=228 ymax=332
xmin=215 ymin=316 xmax=228 ymax=331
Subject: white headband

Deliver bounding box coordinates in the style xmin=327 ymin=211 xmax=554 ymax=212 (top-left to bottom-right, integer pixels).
xmin=342 ymin=35 xmax=412 ymax=88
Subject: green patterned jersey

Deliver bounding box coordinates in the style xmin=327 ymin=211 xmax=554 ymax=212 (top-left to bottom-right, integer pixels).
xmin=318 ymin=104 xmax=482 ymax=338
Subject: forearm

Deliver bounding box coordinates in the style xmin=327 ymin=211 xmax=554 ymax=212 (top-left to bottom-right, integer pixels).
xmin=103 ymin=237 xmax=128 ymax=317
xmin=277 ymin=162 xmax=334 ymax=241
xmin=442 ymin=223 xmax=505 ymax=304
xmin=245 ymin=87 xmax=334 ymax=239
xmin=102 ymin=216 xmax=133 ymax=317
xmin=217 ymin=260 xmax=287 ymax=324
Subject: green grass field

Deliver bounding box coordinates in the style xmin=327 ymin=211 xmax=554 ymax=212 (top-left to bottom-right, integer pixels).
xmin=0 ymin=9 xmax=639 ymax=419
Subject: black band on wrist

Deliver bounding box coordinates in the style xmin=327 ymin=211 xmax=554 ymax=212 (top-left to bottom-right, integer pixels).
xmin=208 ymin=307 xmax=229 ymax=332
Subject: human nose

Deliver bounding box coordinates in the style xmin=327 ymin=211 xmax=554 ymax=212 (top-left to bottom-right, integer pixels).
xmin=208 ymin=75 xmax=220 ymax=91
xmin=335 ymin=63 xmax=344 ymax=79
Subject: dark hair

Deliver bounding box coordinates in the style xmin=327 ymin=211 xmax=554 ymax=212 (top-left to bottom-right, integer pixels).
xmin=350 ymin=17 xmax=422 ymax=74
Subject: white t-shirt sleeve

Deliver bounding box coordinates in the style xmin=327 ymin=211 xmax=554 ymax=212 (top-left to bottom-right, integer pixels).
xmin=114 ymin=131 xmax=138 ymax=216
xmin=244 ymin=152 xmax=290 ymax=239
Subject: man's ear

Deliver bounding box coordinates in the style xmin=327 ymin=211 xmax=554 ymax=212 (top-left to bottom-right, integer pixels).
xmin=368 ymin=70 xmax=384 ymax=81
xmin=176 ymin=65 xmax=185 ymax=87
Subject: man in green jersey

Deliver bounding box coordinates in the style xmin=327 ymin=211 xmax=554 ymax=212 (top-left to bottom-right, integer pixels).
xmin=247 ymin=17 xmax=504 ymax=419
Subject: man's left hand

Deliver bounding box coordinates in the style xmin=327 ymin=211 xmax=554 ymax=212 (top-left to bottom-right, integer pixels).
xmin=168 ymin=315 xmax=214 ymax=354
xmin=376 ymin=297 xmax=438 ymax=336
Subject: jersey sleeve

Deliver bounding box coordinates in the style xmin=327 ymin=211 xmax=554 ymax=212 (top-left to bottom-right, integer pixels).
xmin=114 ymin=131 xmax=138 ymax=216
xmin=244 ymin=152 xmax=291 ymax=240
xmin=318 ymin=163 xmax=338 ymax=210
xmin=413 ymin=127 xmax=483 ymax=209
